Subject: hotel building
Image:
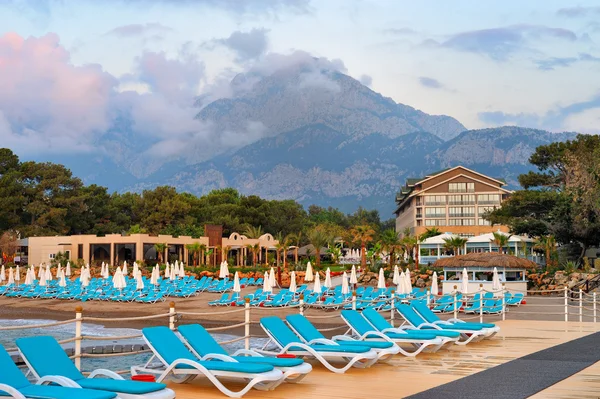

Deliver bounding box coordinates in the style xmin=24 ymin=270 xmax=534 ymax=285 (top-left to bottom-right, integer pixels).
xmin=394 ymin=166 xmax=512 ymax=237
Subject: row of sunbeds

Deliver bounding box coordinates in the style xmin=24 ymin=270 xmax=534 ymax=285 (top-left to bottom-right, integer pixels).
xmin=0 ymin=300 xmax=499 ymax=398
xmin=432 ymin=291 xmax=525 ymax=313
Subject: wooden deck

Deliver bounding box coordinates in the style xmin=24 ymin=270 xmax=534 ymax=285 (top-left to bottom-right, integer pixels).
xmin=165 ymin=320 xmax=600 ymax=398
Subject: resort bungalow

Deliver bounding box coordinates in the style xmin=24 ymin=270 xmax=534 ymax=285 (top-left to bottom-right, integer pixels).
xmin=419 ymin=231 xmax=543 ymax=265
xmin=433 ymin=252 xmax=537 ymax=295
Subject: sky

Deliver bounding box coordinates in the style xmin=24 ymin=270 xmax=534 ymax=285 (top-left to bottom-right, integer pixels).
xmin=0 ymin=0 xmax=599 ymax=158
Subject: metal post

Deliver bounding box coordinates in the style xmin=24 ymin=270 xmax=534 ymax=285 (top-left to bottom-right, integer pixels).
xmin=244 ymin=298 xmax=250 ymax=350
xmin=564 ymin=286 xmax=568 ymax=322
xmin=352 ymin=291 xmax=357 ymax=311
xmin=299 ymin=294 xmax=304 ymax=316
xmin=74 ymin=306 xmax=82 ymax=370
xmin=579 ymin=288 xmax=583 ymax=323
xmin=501 ymin=283 xmax=506 ymax=321
xmin=453 ymin=285 xmax=458 ymax=320
xmin=479 ymin=284 xmax=483 ymax=324
xmin=390 ymin=290 xmax=395 ymax=328
xmin=594 ymin=292 xmax=597 ymax=323
xmin=169 ymin=302 xmax=176 ymax=330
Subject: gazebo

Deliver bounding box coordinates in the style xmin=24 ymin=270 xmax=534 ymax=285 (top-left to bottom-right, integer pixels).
xmin=433 ymin=252 xmax=537 ymax=295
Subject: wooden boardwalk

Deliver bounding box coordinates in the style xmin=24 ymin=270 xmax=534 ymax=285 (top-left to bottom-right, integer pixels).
xmin=165 ymin=320 xmax=600 ymax=398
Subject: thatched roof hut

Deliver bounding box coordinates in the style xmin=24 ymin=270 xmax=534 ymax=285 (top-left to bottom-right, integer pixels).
xmin=433 ymin=252 xmax=537 ymax=269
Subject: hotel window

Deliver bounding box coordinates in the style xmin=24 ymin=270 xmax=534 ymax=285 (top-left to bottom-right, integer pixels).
xmin=448 ymin=195 xmax=475 ymax=205
xmin=478 ymin=206 xmax=495 ymax=216
xmin=477 ymin=194 xmax=500 ymax=204
xmin=425 ymin=207 xmax=446 ymax=217
xmin=448 ymin=219 xmax=476 ymax=226
xmin=449 ymin=207 xmax=475 ymax=217
xmin=478 ymin=218 xmax=491 ymax=226
xmin=449 ymin=182 xmax=475 ymax=193
xmin=425 ymin=219 xmax=446 ymax=226
xmin=424 ymin=195 xmax=446 ymax=205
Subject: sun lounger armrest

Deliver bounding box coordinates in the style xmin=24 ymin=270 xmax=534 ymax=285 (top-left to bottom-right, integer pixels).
xmin=417 ymin=322 xmax=443 ymax=330
xmin=447 ymin=318 xmax=465 ymax=324
xmin=307 ymin=338 xmax=337 ymax=345
xmin=37 ymin=375 xmax=81 ymax=388
xmin=383 ymin=326 xmax=415 ymax=332
xmin=358 ymin=330 xmax=393 ymax=342
xmin=88 ymin=369 xmax=126 ymax=380
xmin=232 ymin=349 xmax=263 ymax=357
xmin=331 ymin=335 xmax=354 ymax=342
xmin=0 ymin=383 xmax=27 ymax=399
xmin=200 ymin=353 xmax=237 ymax=362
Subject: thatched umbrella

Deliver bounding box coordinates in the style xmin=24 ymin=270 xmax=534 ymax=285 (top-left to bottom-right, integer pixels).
xmin=433 ymin=252 xmax=537 ymax=269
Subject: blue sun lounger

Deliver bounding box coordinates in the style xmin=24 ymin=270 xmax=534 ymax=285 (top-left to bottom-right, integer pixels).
xmin=177 ymin=324 xmax=312 ymax=382
xmin=134 ymin=326 xmax=285 ymax=398
xmin=285 ymin=314 xmax=400 ymax=361
xmin=16 ymin=336 xmax=174 ymax=399
xmin=340 ymin=310 xmax=444 ymax=356
xmin=258 ymin=316 xmax=378 ymax=373
xmin=0 ymin=344 xmax=117 ymax=399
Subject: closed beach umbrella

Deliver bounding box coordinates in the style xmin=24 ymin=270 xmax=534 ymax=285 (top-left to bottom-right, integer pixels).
xmin=136 ymin=271 xmax=144 ymax=290
xmin=45 ymin=264 xmax=52 ymax=281
xmin=38 ymin=264 xmax=44 ymax=280
xmin=461 ymin=268 xmax=469 ymax=294
xmin=263 ymin=270 xmax=271 ymax=293
xmin=233 ymin=272 xmax=241 ymax=293
xmin=123 ymin=261 xmax=128 ymax=277
xmin=113 ymin=268 xmax=122 ymax=289
xmin=305 ymin=262 xmax=313 ymax=282
xmin=350 ymin=265 xmax=358 ymax=285
xmin=224 ymin=262 xmax=230 ymax=279
xmin=56 ymin=264 xmax=62 ymax=278
xmin=132 ymin=262 xmax=138 ymax=278
xmin=431 ymin=271 xmax=439 ymax=295
xmin=342 ymin=271 xmax=349 ymax=295
xmin=377 ymin=268 xmax=386 ymax=289
xmin=0 ymin=265 xmax=5 ymax=283
xmin=164 ymin=263 xmax=170 ymax=278
xmin=65 ymin=262 xmax=71 ymax=277
xmin=59 ymin=271 xmax=67 ymax=288
xmin=179 ymin=263 xmax=186 ymax=278
xmin=289 ymin=271 xmax=297 ymax=293
xmin=324 ymin=268 xmax=332 ymax=288
xmin=313 ymin=273 xmax=322 ymax=294
xmin=169 ymin=264 xmax=177 ymax=281
xmin=37 ymin=272 xmax=45 ymax=287
xmin=404 ymin=269 xmax=412 ymax=294
xmin=81 ymin=271 xmax=89 ymax=288
xmin=8 ymin=268 xmax=14 ymax=285
xmin=15 ymin=265 xmax=20 ymax=283
xmin=218 ymin=261 xmax=225 ymax=279
xmin=24 ymin=267 xmax=32 ymax=285
xmin=397 ymin=271 xmax=406 ymax=295
xmin=492 ymin=267 xmax=500 ymax=291
xmin=269 ymin=267 xmax=276 ymax=288
xmin=392 ymin=266 xmax=400 ymax=285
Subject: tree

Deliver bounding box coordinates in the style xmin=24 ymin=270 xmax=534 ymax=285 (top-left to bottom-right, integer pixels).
xmin=491 ymin=232 xmax=511 ymax=253
xmin=419 ymin=227 xmax=441 ymax=242
xmin=243 ymin=225 xmax=264 ymax=239
xmin=533 ymin=235 xmax=557 ymax=268
xmin=443 ymin=236 xmax=468 ymax=256
xmin=380 ymin=229 xmax=401 ymax=267
xmin=154 ymin=243 xmax=167 ymax=264
xmin=186 ymin=242 xmax=201 ymax=267
xmin=350 ymin=225 xmax=375 ymax=269
xmin=140 ymin=186 xmax=192 ymax=234
xmin=0 ymin=231 xmax=18 ymax=263
xmin=246 ymin=243 xmax=260 ymax=267
xmin=401 ymin=228 xmax=419 ymax=265
xmin=307 ymin=225 xmax=335 ymax=268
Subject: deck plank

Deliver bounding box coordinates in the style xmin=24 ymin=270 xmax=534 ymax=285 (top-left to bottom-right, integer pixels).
xmin=164 ymin=320 xmax=600 ymax=398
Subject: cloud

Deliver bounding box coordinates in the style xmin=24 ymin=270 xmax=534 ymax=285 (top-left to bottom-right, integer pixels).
xmin=478 ymin=94 xmax=600 ymax=133
xmin=557 ymin=6 xmax=600 ymax=18
xmin=105 ymin=22 xmax=173 ymax=38
xmin=535 ymin=52 xmax=600 ymax=70
xmin=214 ymin=28 xmax=269 ymax=61
xmin=119 ymin=0 xmax=312 ymax=15
xmin=418 ymin=76 xmax=443 ymax=89
xmin=359 ymin=74 xmax=372 ymax=87
xmin=441 ymin=25 xmax=577 ymax=61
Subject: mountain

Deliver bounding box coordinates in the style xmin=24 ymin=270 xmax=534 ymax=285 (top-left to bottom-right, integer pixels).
xmin=40 ymin=64 xmax=576 ymax=216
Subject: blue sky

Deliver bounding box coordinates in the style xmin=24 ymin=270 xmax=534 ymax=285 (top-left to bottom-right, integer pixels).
xmin=0 ymin=0 xmax=599 ymax=157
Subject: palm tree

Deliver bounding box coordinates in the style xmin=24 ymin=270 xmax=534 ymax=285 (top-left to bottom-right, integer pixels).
xmin=246 ymin=243 xmax=260 ymax=267
xmin=198 ymin=243 xmax=207 ymax=265
xmin=243 ymin=225 xmax=264 ymax=239
xmin=307 ymin=225 xmax=334 ymax=268
xmin=154 ymin=243 xmax=167 ymax=264
xmin=534 ymin=235 xmax=556 ymax=268
xmin=418 ymin=227 xmax=441 ymax=242
xmin=443 ymin=236 xmax=468 ymax=255
xmin=380 ymin=229 xmax=401 ymax=267
xmin=491 ymin=232 xmax=511 ymax=254
xmin=185 ymin=242 xmax=201 ymax=266
xmin=350 ymin=225 xmax=375 ymax=269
